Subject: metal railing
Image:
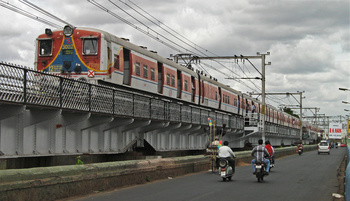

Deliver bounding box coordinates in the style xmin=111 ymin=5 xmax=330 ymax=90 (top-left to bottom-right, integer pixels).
xmin=0 ymin=61 xmax=241 ymax=128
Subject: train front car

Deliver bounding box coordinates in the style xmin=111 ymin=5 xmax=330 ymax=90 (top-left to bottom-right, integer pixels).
xmin=35 ymin=25 xmax=108 ymax=83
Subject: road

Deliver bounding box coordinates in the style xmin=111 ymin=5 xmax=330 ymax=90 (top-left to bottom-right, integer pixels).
xmin=69 ymin=147 xmax=346 ymax=201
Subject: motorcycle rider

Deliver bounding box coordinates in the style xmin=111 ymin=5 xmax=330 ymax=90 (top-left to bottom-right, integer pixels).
xmin=265 ymin=140 xmax=275 ymax=167
xmin=217 ymin=141 xmax=236 ymax=172
xmin=297 ymin=141 xmax=303 ymax=153
xmin=251 ymin=139 xmax=271 ymax=175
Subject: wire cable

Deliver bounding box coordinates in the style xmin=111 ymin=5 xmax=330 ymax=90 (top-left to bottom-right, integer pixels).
xmin=116 ymin=0 xmax=216 ymax=58
xmin=0 ymin=0 xmax=61 ymax=28
xmin=19 ymin=0 xmax=74 ymax=28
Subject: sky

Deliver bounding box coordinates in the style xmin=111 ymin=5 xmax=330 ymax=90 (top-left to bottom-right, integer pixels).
xmin=0 ymin=0 xmax=349 ymax=125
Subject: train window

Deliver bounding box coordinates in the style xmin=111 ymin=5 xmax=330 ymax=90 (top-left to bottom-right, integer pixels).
xmin=136 ymin=62 xmax=141 ymax=76
xmin=184 ymin=80 xmax=188 ymax=91
xmin=171 ymin=75 xmax=175 ymax=87
xmin=151 ymin=68 xmax=155 ymax=80
xmin=39 ymin=39 xmax=52 ymax=56
xmin=166 ymin=74 xmax=170 ymax=85
xmin=215 ymin=91 xmax=218 ymax=100
xmin=83 ymin=38 xmax=98 ymax=55
xmin=234 ymin=98 xmax=237 ymax=106
xmin=114 ymin=54 xmax=119 ymax=69
xmin=143 ymin=65 xmax=148 ymax=78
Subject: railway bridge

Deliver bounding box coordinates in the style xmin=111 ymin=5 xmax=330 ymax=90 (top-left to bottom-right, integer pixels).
xmin=0 ymin=62 xmax=311 ymax=168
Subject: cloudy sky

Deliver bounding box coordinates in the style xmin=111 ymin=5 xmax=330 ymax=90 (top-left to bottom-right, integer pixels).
xmin=0 ymin=0 xmax=349 ymax=124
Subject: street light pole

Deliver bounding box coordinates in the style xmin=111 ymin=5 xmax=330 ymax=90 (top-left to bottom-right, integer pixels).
xmin=299 ymin=91 xmax=303 ymax=141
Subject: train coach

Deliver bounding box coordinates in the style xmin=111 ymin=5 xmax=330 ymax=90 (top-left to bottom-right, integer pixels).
xmin=34 ymin=25 xmax=317 ymax=147
xmin=35 ymin=25 xmax=245 ymax=112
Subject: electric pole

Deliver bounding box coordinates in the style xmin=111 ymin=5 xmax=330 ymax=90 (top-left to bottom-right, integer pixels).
xmin=249 ymin=92 xmax=305 ymax=141
xmin=173 ymin=52 xmax=271 ymax=142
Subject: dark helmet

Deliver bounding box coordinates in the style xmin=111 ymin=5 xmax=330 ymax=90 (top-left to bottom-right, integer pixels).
xmin=223 ymin=141 xmax=229 ymax=146
xmin=265 ymin=140 xmax=270 ymax=145
xmin=258 ymin=139 xmax=263 ymax=145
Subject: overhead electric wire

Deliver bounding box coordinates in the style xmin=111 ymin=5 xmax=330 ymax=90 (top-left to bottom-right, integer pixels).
xmin=0 ymin=0 xmax=61 ymax=28
xmin=3 ymin=1 xmax=293 ymax=110
xmin=121 ymin=0 xmax=219 ymax=57
xmin=89 ymin=0 xmax=222 ymax=58
xmin=88 ymin=0 xmax=185 ymax=53
xmin=106 ymin=0 xmax=268 ymax=95
xmin=19 ymin=0 xmax=74 ymax=28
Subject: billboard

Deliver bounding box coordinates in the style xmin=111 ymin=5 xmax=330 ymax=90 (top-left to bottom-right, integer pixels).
xmin=329 ymin=123 xmax=342 ymax=139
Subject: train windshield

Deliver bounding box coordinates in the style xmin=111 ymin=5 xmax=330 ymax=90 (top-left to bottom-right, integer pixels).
xmin=83 ymin=38 xmax=98 ymax=55
xmin=39 ymin=39 xmax=52 ymax=56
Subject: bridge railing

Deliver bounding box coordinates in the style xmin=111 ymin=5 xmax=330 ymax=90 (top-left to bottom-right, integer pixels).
xmin=0 ymin=61 xmax=242 ymax=129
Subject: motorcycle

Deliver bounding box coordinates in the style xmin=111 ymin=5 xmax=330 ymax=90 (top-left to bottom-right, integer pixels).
xmin=254 ymin=161 xmax=266 ymax=182
xmin=297 ymin=147 xmax=303 ymax=155
xmin=218 ymin=158 xmax=234 ymax=181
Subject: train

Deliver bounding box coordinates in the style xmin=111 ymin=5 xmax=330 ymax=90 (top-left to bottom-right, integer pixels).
xmin=35 ymin=25 xmax=319 ymax=147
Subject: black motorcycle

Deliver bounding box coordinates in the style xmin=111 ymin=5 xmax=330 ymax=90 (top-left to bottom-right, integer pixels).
xmin=254 ymin=161 xmax=266 ymax=182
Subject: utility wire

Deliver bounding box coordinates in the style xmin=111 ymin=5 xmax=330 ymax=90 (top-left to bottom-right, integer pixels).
xmin=122 ymin=0 xmax=219 ymax=57
xmin=97 ymin=0 xmax=205 ymax=56
xmin=107 ymin=0 xmax=266 ymax=94
xmin=0 ymin=0 xmax=61 ymax=28
xmin=88 ymin=0 xmax=185 ymax=53
xmin=19 ymin=0 xmax=74 ymax=28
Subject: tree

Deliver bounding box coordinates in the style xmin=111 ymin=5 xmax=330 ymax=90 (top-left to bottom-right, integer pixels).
xmin=283 ymin=107 xmax=299 ymax=118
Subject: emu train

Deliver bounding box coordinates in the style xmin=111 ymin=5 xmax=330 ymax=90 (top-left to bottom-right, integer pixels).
xmin=35 ymin=25 xmax=318 ymax=145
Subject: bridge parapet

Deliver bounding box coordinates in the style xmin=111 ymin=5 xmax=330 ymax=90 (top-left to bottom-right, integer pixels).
xmin=0 ymin=62 xmax=242 ymax=158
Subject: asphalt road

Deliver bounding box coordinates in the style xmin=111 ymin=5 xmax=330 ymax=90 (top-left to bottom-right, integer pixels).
xmin=70 ymin=147 xmax=346 ymax=201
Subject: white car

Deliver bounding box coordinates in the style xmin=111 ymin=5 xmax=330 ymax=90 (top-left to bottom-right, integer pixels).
xmin=318 ymin=141 xmax=330 ymax=155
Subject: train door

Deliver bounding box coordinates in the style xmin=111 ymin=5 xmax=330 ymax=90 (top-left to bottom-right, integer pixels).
xmin=157 ymin=62 xmax=163 ymax=94
xmin=107 ymin=42 xmax=111 ymax=78
xmin=201 ymin=81 xmax=205 ymax=105
xmin=245 ymin=99 xmax=249 ymax=115
xmin=237 ymin=95 xmax=241 ymax=115
xmin=123 ymin=48 xmax=131 ymax=85
xmin=177 ymin=70 xmax=181 ymax=98
xmin=218 ymin=87 xmax=222 ymax=109
xmin=191 ymin=76 xmax=196 ymax=102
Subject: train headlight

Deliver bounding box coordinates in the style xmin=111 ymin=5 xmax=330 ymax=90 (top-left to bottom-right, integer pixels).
xmin=63 ymin=25 xmax=74 ymax=37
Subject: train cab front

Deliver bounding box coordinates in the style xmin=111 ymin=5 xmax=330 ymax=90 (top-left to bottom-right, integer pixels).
xmin=35 ymin=25 xmax=101 ymax=80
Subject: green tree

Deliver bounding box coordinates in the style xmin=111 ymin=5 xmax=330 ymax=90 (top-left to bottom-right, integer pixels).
xmin=283 ymin=107 xmax=299 ymax=118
